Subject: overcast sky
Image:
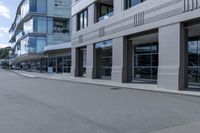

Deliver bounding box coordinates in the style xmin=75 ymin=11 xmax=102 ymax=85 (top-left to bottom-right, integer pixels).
xmin=0 ymin=0 xmax=21 ymax=48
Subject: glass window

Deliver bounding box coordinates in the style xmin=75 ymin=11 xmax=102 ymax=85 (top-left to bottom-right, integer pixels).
xmin=36 ymin=17 xmax=47 ymax=33
xmin=24 ymin=17 xmax=48 ymax=34
xmin=95 ymin=40 xmax=112 ymax=79
xmin=188 ymin=37 xmax=200 ymax=86
xmin=28 ymin=36 xmax=37 ymax=53
xmin=47 ymin=18 xmax=53 ymax=33
xmin=37 ymin=0 xmax=47 ymax=13
xmin=134 ymin=43 xmax=158 ymax=80
xmin=97 ymin=4 xmax=113 ymax=22
xmin=63 ymin=54 xmax=71 ymax=73
xmin=83 ymin=10 xmax=88 ymax=28
xmin=29 ymin=0 xmax=36 ymax=12
xmin=21 ymin=0 xmax=30 ymax=18
xmin=79 ymin=47 xmax=87 ymax=77
xmin=29 ymin=0 xmax=47 ymax=13
xmin=20 ymin=36 xmax=46 ymax=55
xmin=49 ymin=57 xmax=57 ymax=72
xmin=55 ymin=0 xmax=63 ymax=7
xmin=77 ymin=9 xmax=88 ymax=31
xmin=36 ymin=37 xmax=46 ymax=53
xmin=21 ymin=37 xmax=29 ymax=55
xmin=125 ymin=0 xmax=146 ymax=9
xmin=24 ymin=19 xmax=33 ymax=34
xmin=53 ymin=19 xmax=69 ymax=33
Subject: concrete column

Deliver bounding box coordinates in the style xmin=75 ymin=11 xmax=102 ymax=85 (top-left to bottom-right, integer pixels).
xmin=114 ymin=0 xmax=124 ymax=15
xmin=71 ymin=16 xmax=77 ymax=34
xmin=86 ymin=44 xmax=95 ymax=79
xmin=158 ymin=23 xmax=187 ymax=90
xmin=71 ymin=48 xmax=79 ymax=77
xmin=112 ymin=37 xmax=129 ymax=83
xmin=88 ymin=4 xmax=95 ymax=25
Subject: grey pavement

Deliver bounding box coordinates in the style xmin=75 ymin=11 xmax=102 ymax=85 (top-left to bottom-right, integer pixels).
xmin=12 ymin=70 xmax=200 ymax=97
xmin=1 ymin=69 xmax=200 ymax=133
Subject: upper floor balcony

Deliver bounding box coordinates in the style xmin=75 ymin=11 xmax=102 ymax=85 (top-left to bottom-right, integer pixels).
xmin=95 ymin=0 xmax=113 ymax=22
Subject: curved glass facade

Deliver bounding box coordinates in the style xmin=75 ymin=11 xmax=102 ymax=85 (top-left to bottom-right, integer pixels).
xmin=21 ymin=0 xmax=47 ymax=20
xmin=24 ymin=18 xmax=33 ymax=34
xmin=24 ymin=17 xmax=69 ymax=35
xmin=20 ymin=36 xmax=46 ymax=54
xmin=21 ymin=0 xmax=30 ymax=19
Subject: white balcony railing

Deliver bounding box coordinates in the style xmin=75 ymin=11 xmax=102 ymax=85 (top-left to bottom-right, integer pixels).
xmin=98 ymin=12 xmax=113 ymax=22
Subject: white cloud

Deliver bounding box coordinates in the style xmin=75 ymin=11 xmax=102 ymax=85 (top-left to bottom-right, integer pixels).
xmin=0 ymin=2 xmax=11 ymax=19
xmin=0 ymin=33 xmax=3 ymax=37
xmin=0 ymin=27 xmax=9 ymax=37
xmin=0 ymin=27 xmax=9 ymax=33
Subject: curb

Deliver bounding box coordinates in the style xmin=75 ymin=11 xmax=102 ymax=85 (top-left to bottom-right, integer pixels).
xmin=11 ymin=70 xmax=200 ymax=98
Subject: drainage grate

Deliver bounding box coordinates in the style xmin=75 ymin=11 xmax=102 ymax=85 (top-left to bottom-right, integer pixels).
xmin=110 ymin=87 xmax=123 ymax=90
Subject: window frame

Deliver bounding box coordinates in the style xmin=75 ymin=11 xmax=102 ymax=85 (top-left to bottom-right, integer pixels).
xmin=125 ymin=0 xmax=146 ymax=9
xmin=77 ymin=8 xmax=88 ymax=31
xmin=54 ymin=0 xmax=64 ymax=7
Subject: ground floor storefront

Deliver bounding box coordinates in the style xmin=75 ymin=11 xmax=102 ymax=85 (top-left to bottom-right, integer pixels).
xmin=71 ymin=22 xmax=200 ymax=90
xmin=13 ymin=49 xmax=71 ymax=74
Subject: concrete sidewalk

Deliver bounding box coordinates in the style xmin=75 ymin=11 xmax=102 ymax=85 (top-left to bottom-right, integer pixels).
xmin=12 ymin=70 xmax=200 ymax=97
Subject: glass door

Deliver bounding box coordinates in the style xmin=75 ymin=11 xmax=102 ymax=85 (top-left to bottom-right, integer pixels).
xmin=133 ymin=43 xmax=158 ymax=82
xmin=95 ymin=40 xmax=112 ymax=80
xmin=78 ymin=47 xmax=87 ymax=77
xmin=57 ymin=57 xmax=63 ymax=73
xmin=100 ymin=47 xmax=112 ymax=79
xmin=63 ymin=55 xmax=71 ymax=73
xmin=188 ymin=37 xmax=200 ymax=87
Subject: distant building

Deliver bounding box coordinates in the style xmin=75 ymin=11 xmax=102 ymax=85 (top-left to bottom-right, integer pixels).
xmin=9 ymin=0 xmax=72 ymax=73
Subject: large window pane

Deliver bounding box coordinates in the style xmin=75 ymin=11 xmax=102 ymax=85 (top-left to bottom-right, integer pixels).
xmin=134 ymin=43 xmax=158 ymax=80
xmin=37 ymin=17 xmax=47 ymax=33
xmin=77 ymin=9 xmax=88 ymax=31
xmin=37 ymin=0 xmax=47 ymax=13
xmin=95 ymin=40 xmax=112 ymax=79
xmin=24 ymin=19 xmax=33 ymax=34
xmin=21 ymin=0 xmax=30 ymax=18
xmin=36 ymin=37 xmax=46 ymax=53
xmin=188 ymin=37 xmax=200 ymax=86
xmin=125 ymin=0 xmax=146 ymax=9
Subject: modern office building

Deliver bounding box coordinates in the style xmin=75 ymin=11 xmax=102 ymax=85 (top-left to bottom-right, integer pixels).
xmin=9 ymin=0 xmax=72 ymax=73
xmin=71 ymin=0 xmax=200 ymax=90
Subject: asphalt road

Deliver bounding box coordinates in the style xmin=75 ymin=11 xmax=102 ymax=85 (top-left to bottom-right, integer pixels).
xmin=1 ymin=69 xmax=200 ymax=133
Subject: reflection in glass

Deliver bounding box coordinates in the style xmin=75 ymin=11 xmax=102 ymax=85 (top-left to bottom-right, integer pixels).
xmin=20 ymin=36 xmax=46 ymax=55
xmin=188 ymin=37 xmax=200 ymax=86
xmin=134 ymin=43 xmax=158 ymax=80
xmin=95 ymin=40 xmax=112 ymax=80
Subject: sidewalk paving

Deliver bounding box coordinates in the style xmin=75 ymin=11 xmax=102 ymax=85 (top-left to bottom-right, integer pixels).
xmin=12 ymin=70 xmax=200 ymax=97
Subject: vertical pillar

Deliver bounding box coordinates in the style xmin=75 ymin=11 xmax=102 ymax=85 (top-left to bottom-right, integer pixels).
xmin=112 ymin=37 xmax=129 ymax=83
xmin=88 ymin=4 xmax=95 ymax=25
xmin=71 ymin=48 xmax=79 ymax=77
xmin=158 ymin=23 xmax=187 ymax=90
xmin=86 ymin=44 xmax=95 ymax=78
xmin=71 ymin=16 xmax=77 ymax=35
xmin=56 ymin=57 xmax=58 ymax=73
xmin=114 ymin=0 xmax=124 ymax=15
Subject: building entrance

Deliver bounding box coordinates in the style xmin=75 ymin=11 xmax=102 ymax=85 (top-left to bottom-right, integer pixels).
xmin=95 ymin=40 xmax=112 ymax=80
xmin=188 ymin=36 xmax=200 ymax=88
xmin=133 ymin=43 xmax=158 ymax=82
xmin=78 ymin=47 xmax=87 ymax=77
